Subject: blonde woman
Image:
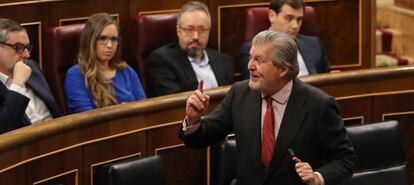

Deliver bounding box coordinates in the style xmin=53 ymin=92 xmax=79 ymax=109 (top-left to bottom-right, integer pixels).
xmin=65 ymin=13 xmax=146 ymax=113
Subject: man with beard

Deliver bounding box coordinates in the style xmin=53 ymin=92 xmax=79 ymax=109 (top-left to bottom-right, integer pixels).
xmin=148 ymin=1 xmax=234 ymax=97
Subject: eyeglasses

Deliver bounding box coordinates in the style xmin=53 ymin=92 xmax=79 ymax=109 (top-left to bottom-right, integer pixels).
xmin=0 ymin=42 xmax=33 ymax=53
xmin=178 ymin=25 xmax=210 ymax=36
xmin=96 ymin=35 xmax=121 ymax=45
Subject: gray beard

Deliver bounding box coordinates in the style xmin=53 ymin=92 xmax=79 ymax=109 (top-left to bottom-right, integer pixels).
xmin=187 ymin=48 xmax=202 ymax=59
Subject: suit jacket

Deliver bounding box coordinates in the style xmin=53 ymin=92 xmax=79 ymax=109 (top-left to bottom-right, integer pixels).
xmin=0 ymin=60 xmax=61 ymax=134
xmin=148 ymin=42 xmax=234 ymax=96
xmin=240 ymin=34 xmax=330 ymax=79
xmin=179 ymin=79 xmax=357 ymax=185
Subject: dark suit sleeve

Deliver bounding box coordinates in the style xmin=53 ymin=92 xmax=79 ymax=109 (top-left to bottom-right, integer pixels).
xmin=222 ymin=54 xmax=235 ymax=85
xmin=211 ymin=50 xmax=235 ymax=86
xmin=316 ymin=96 xmax=357 ymax=185
xmin=239 ymin=42 xmax=251 ymax=80
xmin=0 ymin=89 xmax=30 ymax=134
xmin=179 ymin=84 xmax=235 ymax=148
xmin=316 ymin=38 xmax=331 ymax=73
xmin=148 ymin=51 xmax=182 ymax=96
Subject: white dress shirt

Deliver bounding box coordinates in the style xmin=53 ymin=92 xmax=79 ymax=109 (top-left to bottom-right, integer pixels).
xmin=188 ymin=50 xmax=218 ymax=89
xmin=260 ymin=80 xmax=292 ymax=139
xmin=0 ymin=72 xmax=52 ymax=124
xmin=297 ymin=50 xmax=310 ymax=76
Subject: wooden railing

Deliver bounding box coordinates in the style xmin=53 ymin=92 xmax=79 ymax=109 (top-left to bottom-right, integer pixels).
xmin=1 ymin=66 xmax=414 ymax=185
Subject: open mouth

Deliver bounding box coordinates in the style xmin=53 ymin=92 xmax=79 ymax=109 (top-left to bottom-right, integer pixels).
xmin=250 ymin=73 xmax=260 ymax=79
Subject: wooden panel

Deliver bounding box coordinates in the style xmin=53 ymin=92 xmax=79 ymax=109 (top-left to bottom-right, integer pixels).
xmin=0 ymin=165 xmax=25 ymax=185
xmin=33 ymin=170 xmax=78 ymax=185
xmin=0 ymin=3 xmax=48 ymax=24
xmin=147 ymin=123 xmax=207 ymax=185
xmin=147 ymin=123 xmax=183 ymax=155
xmin=312 ymin=0 xmax=359 ymax=69
xmin=337 ymin=97 xmax=371 ymax=125
xmin=83 ymin=133 xmax=145 ymax=185
xmin=22 ymin=22 xmax=42 ymax=68
xmin=27 ymin=148 xmax=81 ymax=185
xmin=372 ymin=93 xmax=414 ymax=121
xmin=218 ymin=5 xmax=252 ymax=73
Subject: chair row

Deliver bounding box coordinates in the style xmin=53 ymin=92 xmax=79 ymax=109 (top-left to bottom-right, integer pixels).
xmin=210 ymin=120 xmax=411 ymax=185
xmin=92 ymin=120 xmax=411 ymax=185
xmin=43 ymin=6 xmax=320 ymax=114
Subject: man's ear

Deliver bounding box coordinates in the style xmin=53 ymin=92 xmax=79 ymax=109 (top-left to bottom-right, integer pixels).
xmin=279 ymin=66 xmax=289 ymax=78
xmin=268 ymin=9 xmax=276 ymax=23
xmin=176 ymin=25 xmax=180 ymax=37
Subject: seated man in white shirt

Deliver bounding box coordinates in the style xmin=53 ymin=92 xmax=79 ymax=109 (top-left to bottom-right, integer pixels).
xmin=0 ymin=18 xmax=61 ymax=134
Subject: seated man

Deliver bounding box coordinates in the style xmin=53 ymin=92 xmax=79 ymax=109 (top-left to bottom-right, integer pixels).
xmin=148 ymin=1 xmax=234 ymax=97
xmin=0 ymin=18 xmax=61 ymax=134
xmin=240 ymin=0 xmax=330 ymax=79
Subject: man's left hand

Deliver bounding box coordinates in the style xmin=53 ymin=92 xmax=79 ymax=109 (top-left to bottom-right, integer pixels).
xmin=295 ymin=162 xmax=321 ymax=185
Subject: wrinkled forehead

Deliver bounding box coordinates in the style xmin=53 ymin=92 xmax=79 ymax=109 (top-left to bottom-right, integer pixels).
xmin=5 ymin=30 xmax=29 ymax=44
xmin=250 ymin=43 xmax=272 ymax=57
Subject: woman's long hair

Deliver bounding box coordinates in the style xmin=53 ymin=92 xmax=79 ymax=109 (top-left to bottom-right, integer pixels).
xmin=78 ymin=12 xmax=127 ymax=108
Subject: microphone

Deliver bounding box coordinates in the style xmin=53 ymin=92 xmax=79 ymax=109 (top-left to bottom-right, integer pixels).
xmin=288 ymin=148 xmax=301 ymax=163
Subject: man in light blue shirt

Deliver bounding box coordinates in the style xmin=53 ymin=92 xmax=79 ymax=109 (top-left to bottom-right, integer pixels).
xmin=148 ymin=1 xmax=234 ymax=97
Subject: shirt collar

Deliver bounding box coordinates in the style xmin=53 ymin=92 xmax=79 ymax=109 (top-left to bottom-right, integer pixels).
xmin=0 ymin=72 xmax=11 ymax=87
xmin=188 ymin=50 xmax=209 ymax=67
xmin=262 ymin=80 xmax=293 ymax=105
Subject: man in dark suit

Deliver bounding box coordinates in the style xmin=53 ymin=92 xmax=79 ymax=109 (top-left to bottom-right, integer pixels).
xmin=0 ymin=18 xmax=61 ymax=134
xmin=148 ymin=1 xmax=234 ymax=97
xmin=240 ymin=0 xmax=330 ymax=79
xmin=180 ymin=31 xmax=356 ymax=185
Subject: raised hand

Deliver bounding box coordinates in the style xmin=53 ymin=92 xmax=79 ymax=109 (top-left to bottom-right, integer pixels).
xmin=185 ymin=80 xmax=210 ymax=125
xmin=12 ymin=61 xmax=32 ymax=87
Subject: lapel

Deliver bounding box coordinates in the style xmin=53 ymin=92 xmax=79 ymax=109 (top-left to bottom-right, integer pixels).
xmin=206 ymin=49 xmax=224 ymax=86
xmin=296 ymin=34 xmax=317 ymax=74
xmin=246 ymin=89 xmax=267 ymax=177
xmin=264 ymin=79 xmax=309 ymax=179
xmin=26 ymin=74 xmax=50 ymax=108
xmin=25 ymin=60 xmax=57 ymax=117
xmin=175 ymin=44 xmax=198 ymax=88
xmin=0 ymin=81 xmax=7 ymax=94
xmin=0 ymin=82 xmax=8 ymax=105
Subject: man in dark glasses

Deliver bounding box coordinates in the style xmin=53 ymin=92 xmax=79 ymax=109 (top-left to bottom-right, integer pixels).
xmin=0 ymin=18 xmax=61 ymax=134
